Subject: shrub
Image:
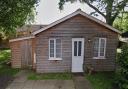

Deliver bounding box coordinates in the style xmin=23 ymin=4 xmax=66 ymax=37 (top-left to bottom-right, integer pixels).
xmin=0 ymin=49 xmax=11 ymax=64
xmin=116 ymin=44 xmax=128 ymax=89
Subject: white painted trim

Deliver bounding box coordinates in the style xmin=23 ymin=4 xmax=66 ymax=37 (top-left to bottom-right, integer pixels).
xmin=32 ymin=9 xmax=121 ymax=35
xmin=98 ymin=38 xmax=101 ymax=57
xmin=48 ymin=58 xmax=62 ymax=61
xmin=54 ymin=39 xmax=56 ymax=58
xmin=72 ymin=38 xmax=84 ymax=72
xmin=49 ymin=38 xmax=55 ymax=58
xmin=103 ymin=38 xmax=107 ymax=57
xmin=9 ymin=36 xmax=35 ymax=42
xmin=49 ymin=38 xmax=62 ymax=60
xmin=94 ymin=38 xmax=106 ymax=59
xmin=93 ymin=57 xmax=106 ymax=59
xmin=72 ymin=38 xmax=84 ymax=56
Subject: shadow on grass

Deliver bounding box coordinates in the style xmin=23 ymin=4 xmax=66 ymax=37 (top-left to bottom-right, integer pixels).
xmin=0 ymin=64 xmax=19 ymax=89
xmin=86 ymin=72 xmax=118 ymax=89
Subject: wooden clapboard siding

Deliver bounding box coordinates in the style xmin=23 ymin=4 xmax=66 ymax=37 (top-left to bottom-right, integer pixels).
xmin=10 ymin=41 xmax=22 ymax=68
xmin=35 ymin=14 xmax=118 ymax=73
xmin=20 ymin=40 xmax=32 ymax=68
xmin=10 ymin=39 xmax=33 ymax=68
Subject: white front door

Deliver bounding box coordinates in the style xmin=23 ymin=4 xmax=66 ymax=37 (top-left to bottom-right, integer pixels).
xmin=72 ymin=38 xmax=84 ymax=72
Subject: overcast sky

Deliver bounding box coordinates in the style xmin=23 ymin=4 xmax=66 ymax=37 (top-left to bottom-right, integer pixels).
xmin=35 ymin=0 xmax=104 ymax=24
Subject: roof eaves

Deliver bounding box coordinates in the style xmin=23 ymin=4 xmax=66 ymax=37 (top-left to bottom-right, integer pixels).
xmin=79 ymin=11 xmax=122 ymax=34
xmin=32 ymin=10 xmax=122 ymax=35
xmin=9 ymin=36 xmax=35 ymax=42
xmin=32 ymin=11 xmax=80 ymax=35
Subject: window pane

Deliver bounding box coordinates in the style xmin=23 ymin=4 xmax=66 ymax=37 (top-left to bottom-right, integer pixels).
xmin=100 ymin=39 xmax=105 ymax=56
xmin=74 ymin=41 xmax=77 ymax=56
xmin=56 ymin=39 xmax=61 ymax=58
xmin=100 ymin=39 xmax=105 ymax=47
xmin=50 ymin=53 xmax=54 ymax=57
xmin=50 ymin=40 xmax=54 ymax=57
xmin=78 ymin=41 xmax=82 ymax=56
xmin=94 ymin=47 xmax=99 ymax=57
xmin=93 ymin=38 xmax=99 ymax=57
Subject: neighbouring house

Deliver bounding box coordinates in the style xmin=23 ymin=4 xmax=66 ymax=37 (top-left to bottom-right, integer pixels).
xmin=16 ymin=25 xmax=47 ymax=37
xmin=9 ymin=9 xmax=121 ymax=73
xmin=120 ymin=31 xmax=128 ymax=43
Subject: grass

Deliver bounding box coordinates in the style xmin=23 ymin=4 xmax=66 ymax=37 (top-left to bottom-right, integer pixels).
xmin=86 ymin=72 xmax=115 ymax=89
xmin=0 ymin=65 xmax=19 ymax=76
xmin=28 ymin=72 xmax=73 ymax=80
xmin=0 ymin=49 xmax=19 ymax=76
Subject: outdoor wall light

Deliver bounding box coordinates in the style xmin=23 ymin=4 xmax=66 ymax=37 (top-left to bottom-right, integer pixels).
xmin=88 ymin=39 xmax=91 ymax=42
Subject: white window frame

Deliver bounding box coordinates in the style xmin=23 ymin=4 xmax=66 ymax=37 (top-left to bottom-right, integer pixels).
xmin=49 ymin=38 xmax=62 ymax=60
xmin=93 ymin=38 xmax=106 ymax=59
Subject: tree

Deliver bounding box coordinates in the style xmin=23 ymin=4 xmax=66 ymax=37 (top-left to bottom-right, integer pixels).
xmin=0 ymin=0 xmax=39 ymax=38
xmin=59 ymin=0 xmax=128 ymax=26
xmin=114 ymin=13 xmax=128 ymax=32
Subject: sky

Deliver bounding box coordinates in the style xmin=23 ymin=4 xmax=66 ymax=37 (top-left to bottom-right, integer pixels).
xmin=35 ymin=0 xmax=105 ymax=25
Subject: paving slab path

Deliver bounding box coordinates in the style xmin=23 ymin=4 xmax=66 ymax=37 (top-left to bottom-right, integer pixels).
xmin=6 ymin=70 xmax=92 ymax=89
xmin=6 ymin=70 xmax=75 ymax=89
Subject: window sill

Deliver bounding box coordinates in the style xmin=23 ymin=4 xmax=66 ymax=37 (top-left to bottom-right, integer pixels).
xmin=48 ymin=58 xmax=62 ymax=60
xmin=93 ymin=57 xmax=106 ymax=59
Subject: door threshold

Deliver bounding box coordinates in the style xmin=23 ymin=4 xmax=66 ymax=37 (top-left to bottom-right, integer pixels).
xmin=72 ymin=72 xmax=84 ymax=76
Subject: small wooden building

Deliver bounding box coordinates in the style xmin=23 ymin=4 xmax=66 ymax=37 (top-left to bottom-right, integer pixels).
xmin=9 ymin=9 xmax=121 ymax=73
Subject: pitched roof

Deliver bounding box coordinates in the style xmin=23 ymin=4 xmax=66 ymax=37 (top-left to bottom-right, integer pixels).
xmin=32 ymin=9 xmax=122 ymax=35
xmin=17 ymin=25 xmax=48 ymax=32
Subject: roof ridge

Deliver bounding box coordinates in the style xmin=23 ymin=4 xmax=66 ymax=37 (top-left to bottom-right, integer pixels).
xmin=32 ymin=9 xmax=121 ymax=35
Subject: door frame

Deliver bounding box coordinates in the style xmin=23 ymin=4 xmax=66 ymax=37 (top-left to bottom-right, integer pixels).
xmin=71 ymin=38 xmax=84 ymax=72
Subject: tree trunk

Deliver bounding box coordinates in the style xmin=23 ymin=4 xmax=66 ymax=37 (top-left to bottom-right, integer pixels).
xmin=106 ymin=18 xmax=114 ymax=26
xmin=105 ymin=0 xmax=114 ymax=26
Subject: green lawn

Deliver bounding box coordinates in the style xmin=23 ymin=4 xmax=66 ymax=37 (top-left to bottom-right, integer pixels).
xmin=0 ymin=49 xmax=19 ymax=76
xmin=86 ymin=72 xmax=115 ymax=89
xmin=28 ymin=72 xmax=73 ymax=80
